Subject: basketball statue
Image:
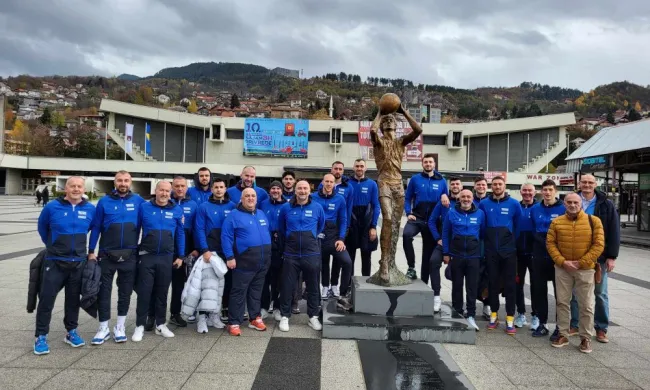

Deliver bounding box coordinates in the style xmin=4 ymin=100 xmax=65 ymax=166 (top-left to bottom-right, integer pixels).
xmin=366 ymin=94 xmax=423 ymax=286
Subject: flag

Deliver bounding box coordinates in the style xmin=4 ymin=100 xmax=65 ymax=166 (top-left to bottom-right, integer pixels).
xmin=125 ymin=123 xmax=134 ymax=153
xmin=145 ymin=123 xmax=151 ymax=156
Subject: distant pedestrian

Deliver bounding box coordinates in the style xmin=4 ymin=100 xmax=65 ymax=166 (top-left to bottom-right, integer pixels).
xmin=35 ymin=188 xmax=42 ymax=206
xmin=547 ymin=192 xmax=604 ymax=353
xmin=42 ymin=186 xmax=50 ymax=205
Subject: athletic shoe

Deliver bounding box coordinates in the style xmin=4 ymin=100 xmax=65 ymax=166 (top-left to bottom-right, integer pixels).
xmin=187 ymin=314 xmax=197 ymax=324
xmin=274 ymin=310 xmax=282 ymax=322
xmin=529 ymin=315 xmax=540 ymax=330
xmin=596 ymin=330 xmax=609 ymax=343
xmin=208 ymin=312 xmax=225 ymax=329
xmin=197 ymin=315 xmax=209 ymax=334
xmin=467 ymin=317 xmax=479 ymax=331
xmin=268 ymin=302 xmax=274 ymax=313
xmin=549 ymin=326 xmax=560 ymax=342
xmin=34 ymin=335 xmax=49 ymax=355
xmin=169 ymin=313 xmax=187 ymax=327
xmin=433 ymin=296 xmax=442 ymax=313
xmin=514 ymin=313 xmax=528 ymax=328
xmin=248 ymin=316 xmax=267 ymax=331
xmin=580 ymin=338 xmax=593 ymax=353
xmin=337 ymin=297 xmax=353 ymax=311
xmin=261 ymin=309 xmax=269 ymax=320
xmin=309 ymin=316 xmax=322 ymax=331
xmin=505 ymin=324 xmax=517 ymax=335
xmin=155 ymin=324 xmax=175 ymax=338
xmin=321 ymin=285 xmax=331 ymax=299
xmin=552 ymin=335 xmax=569 ymax=348
xmin=331 ymin=285 xmax=341 ymax=298
xmin=221 ymin=308 xmax=229 ymax=322
xmin=227 ymin=324 xmax=241 ymax=336
xmin=532 ymin=325 xmax=549 ymax=337
xmin=487 ymin=318 xmax=499 ymax=331
xmin=279 ymin=317 xmax=290 ymax=332
xmin=92 ymin=325 xmax=111 ymax=345
xmin=65 ymin=329 xmax=85 ymax=347
xmin=406 ymin=268 xmax=417 ymax=280
xmin=113 ymin=325 xmax=127 ymax=343
xmin=482 ymin=305 xmax=491 ymax=320
xmin=144 ymin=317 xmax=155 ymax=332
xmin=292 ymin=304 xmax=300 ymax=314
xmin=132 ymin=326 xmax=145 ymax=342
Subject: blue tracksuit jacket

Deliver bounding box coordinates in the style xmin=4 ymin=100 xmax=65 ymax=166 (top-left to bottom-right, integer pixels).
xmin=311 ymin=189 xmax=348 ymax=242
xmin=479 ymin=194 xmax=522 ymax=255
xmin=318 ymin=176 xmax=354 ymax=221
xmin=278 ymin=197 xmax=325 ymax=259
xmin=38 ymin=197 xmax=96 ymax=262
xmin=442 ymin=203 xmax=486 ymax=259
xmin=226 ymin=181 xmax=269 ymax=206
xmin=221 ymin=203 xmax=272 ymax=272
xmin=531 ymin=200 xmax=566 ymax=258
xmin=348 ymin=177 xmax=380 ymax=228
xmin=194 ymin=196 xmax=236 ymax=257
xmin=516 ymin=201 xmax=537 ymax=256
xmin=89 ymin=191 xmax=144 ymax=253
xmin=260 ymin=196 xmax=289 ymax=253
xmin=428 ymin=197 xmax=457 ymax=242
xmin=405 ymin=171 xmax=448 ymax=220
xmin=138 ymin=200 xmax=185 ymax=256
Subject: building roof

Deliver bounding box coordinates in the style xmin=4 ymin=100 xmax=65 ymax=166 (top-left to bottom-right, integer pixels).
xmin=566 ymin=118 xmax=650 ymax=161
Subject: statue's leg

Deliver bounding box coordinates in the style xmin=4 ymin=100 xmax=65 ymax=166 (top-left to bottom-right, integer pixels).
xmin=378 ymin=194 xmax=393 ymax=281
xmin=389 ymin=188 xmax=405 ymax=266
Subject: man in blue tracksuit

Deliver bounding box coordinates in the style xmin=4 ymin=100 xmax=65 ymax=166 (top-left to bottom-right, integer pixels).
xmin=221 ymin=188 xmax=272 ymax=336
xmin=339 ymin=159 xmax=380 ymax=277
xmin=88 ymin=170 xmax=144 ymax=345
xmin=278 ymin=180 xmax=325 ymax=333
xmin=132 ymin=181 xmax=185 ymax=342
xmin=260 ymin=181 xmax=288 ymax=319
xmin=312 ymin=174 xmax=353 ymax=310
xmin=514 ymin=183 xmax=537 ymax=329
xmin=194 ymin=177 xmax=236 ymax=328
xmin=227 ymin=165 xmax=269 ymax=205
xmin=403 ymin=154 xmax=449 ymax=281
xmin=328 ymin=161 xmax=354 ymax=220
xmin=473 ymin=177 xmax=490 ymax=318
xmin=281 ymin=171 xmax=296 ymax=201
xmin=442 ymin=189 xmax=485 ymax=331
xmin=167 ymin=176 xmax=199 ymax=328
xmin=187 ymin=167 xmax=213 ymax=205
xmin=479 ymin=176 xmax=522 ymax=334
xmin=571 ymin=174 xmax=620 ymax=344
xmin=428 ymin=177 xmax=462 ymax=312
xmin=530 ymin=179 xmax=566 ymax=338
xmin=34 ymin=176 xmax=96 ymax=355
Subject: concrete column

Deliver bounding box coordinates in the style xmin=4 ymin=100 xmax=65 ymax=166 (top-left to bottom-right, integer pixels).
xmin=4 ymin=168 xmax=22 ymax=195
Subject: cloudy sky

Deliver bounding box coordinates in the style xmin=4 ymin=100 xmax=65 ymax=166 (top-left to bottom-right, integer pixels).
xmin=1 ymin=0 xmax=648 ymax=90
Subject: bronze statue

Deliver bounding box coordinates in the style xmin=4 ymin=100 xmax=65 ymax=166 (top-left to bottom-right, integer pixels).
xmin=366 ymin=103 xmax=423 ymax=286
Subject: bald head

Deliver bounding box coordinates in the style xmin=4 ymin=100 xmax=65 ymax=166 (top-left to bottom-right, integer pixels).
xmin=155 ymin=181 xmax=171 ymax=206
xmin=241 ymin=166 xmax=256 ymax=188
xmin=241 ymin=187 xmax=257 ymax=211
xmin=65 ymin=176 xmax=85 ymax=204
xmin=322 ymin=174 xmax=335 ymax=194
xmin=459 ymin=189 xmax=474 ymax=210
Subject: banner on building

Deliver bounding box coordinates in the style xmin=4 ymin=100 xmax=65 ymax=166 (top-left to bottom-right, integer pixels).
xmin=641 ymin=173 xmax=650 ymax=190
xmin=524 ymin=173 xmax=575 ymax=186
xmin=243 ymin=118 xmax=309 ymax=158
xmin=125 ymin=123 xmax=134 ymax=153
xmin=581 ymin=155 xmax=608 ymax=172
xmin=483 ymin=171 xmax=508 ymax=182
xmin=41 ymin=171 xmax=60 ymax=178
xmin=358 ymin=121 xmax=423 ymax=161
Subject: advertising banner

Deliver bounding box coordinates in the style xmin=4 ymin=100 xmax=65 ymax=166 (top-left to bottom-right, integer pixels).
xmin=358 ymin=121 xmax=423 ymax=161
xmin=483 ymin=171 xmax=508 ymax=182
xmin=581 ymin=155 xmax=609 ymax=172
xmin=243 ymin=118 xmax=309 ymax=158
xmin=124 ymin=123 xmax=134 ymax=153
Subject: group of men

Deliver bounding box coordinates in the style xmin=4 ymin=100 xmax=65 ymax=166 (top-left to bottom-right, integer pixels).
xmin=33 ymin=156 xmax=619 ymax=356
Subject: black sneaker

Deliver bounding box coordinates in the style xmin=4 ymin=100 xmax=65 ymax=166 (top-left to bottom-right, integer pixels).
xmin=337 ymin=297 xmax=353 ymax=311
xmin=292 ymin=303 xmax=301 ymax=314
xmin=406 ymin=268 xmax=417 ymax=280
xmin=144 ymin=317 xmax=155 ymax=332
xmin=549 ymin=326 xmax=560 ymax=342
xmin=532 ymin=325 xmax=549 ymax=337
xmin=169 ymin=313 xmax=187 ymax=327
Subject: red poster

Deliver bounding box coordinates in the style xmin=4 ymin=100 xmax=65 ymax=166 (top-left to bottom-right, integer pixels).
xmin=358 ymin=121 xmax=423 ymax=162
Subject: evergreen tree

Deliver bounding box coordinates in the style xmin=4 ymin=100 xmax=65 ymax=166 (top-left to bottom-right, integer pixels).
xmin=230 ymin=93 xmax=241 ymax=109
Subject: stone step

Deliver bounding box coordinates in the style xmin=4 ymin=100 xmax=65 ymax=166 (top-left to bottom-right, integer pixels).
xmin=352 ymin=276 xmax=434 ymax=316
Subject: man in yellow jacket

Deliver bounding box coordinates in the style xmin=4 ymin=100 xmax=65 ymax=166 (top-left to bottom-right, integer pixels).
xmin=546 ymin=192 xmax=604 ymax=353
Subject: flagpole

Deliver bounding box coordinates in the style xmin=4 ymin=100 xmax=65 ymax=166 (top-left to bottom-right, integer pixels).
xmin=104 ymin=126 xmax=107 ymax=160
xmin=144 ymin=122 xmax=148 ymax=157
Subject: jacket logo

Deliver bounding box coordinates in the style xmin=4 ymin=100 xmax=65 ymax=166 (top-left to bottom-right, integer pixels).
xmin=64 ymin=212 xmax=68 ymax=216
xmin=362 ymin=188 xmax=368 ymax=193
xmin=259 ymin=219 xmax=267 ymax=226
xmin=328 ymin=204 xmax=336 ymax=210
xmin=305 ymin=210 xmax=313 ymax=217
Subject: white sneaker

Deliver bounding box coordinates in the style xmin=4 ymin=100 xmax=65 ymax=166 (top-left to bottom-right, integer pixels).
xmin=113 ymin=325 xmax=127 ymax=343
xmin=467 ymin=316 xmax=480 ymax=331
xmin=308 ymin=316 xmax=322 ymax=331
xmin=321 ymin=285 xmax=330 ymax=299
xmin=132 ymin=326 xmax=144 ymax=342
xmin=331 ymin=285 xmax=340 ymax=298
xmin=197 ymin=315 xmax=208 ymax=334
xmin=261 ymin=309 xmax=269 ymax=320
xmin=208 ymin=312 xmax=225 ymax=329
xmin=91 ymin=326 xmax=110 ymax=345
xmin=279 ymin=317 xmax=290 ymax=332
xmin=268 ymin=302 xmax=274 ymax=313
xmin=483 ymin=305 xmax=491 ymax=319
xmin=274 ymin=310 xmax=282 ymax=322
xmin=155 ymin=323 xmax=175 ymax=338
xmin=433 ymin=296 xmax=442 ymax=313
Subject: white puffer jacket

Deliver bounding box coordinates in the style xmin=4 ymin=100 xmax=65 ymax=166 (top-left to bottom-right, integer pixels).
xmin=180 ymin=252 xmax=228 ymax=317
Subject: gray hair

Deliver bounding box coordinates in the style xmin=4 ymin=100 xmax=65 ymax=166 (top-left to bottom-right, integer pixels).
xmin=520 ymin=183 xmax=535 ymax=191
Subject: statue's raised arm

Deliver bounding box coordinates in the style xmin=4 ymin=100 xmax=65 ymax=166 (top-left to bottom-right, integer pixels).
xmin=397 ymin=105 xmax=423 ymax=146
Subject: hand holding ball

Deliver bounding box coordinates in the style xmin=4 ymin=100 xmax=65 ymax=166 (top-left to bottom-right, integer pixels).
xmin=378 ymin=93 xmax=401 ymax=115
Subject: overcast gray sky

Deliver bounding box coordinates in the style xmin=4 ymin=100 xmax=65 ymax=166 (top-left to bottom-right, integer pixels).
xmin=1 ymin=0 xmax=648 ymax=90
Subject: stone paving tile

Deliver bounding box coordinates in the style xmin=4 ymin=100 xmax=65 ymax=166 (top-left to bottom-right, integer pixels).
xmin=212 ymin=335 xmax=270 ymax=353
xmin=0 ymin=346 xmax=31 ymax=365
xmin=272 ymin=323 xmax=321 ymax=339
xmin=39 ymin=368 xmax=126 ymax=390
xmin=613 ymin=368 xmax=650 ymax=390
xmin=0 ymin=367 xmax=60 ymax=390
xmin=181 ymin=373 xmax=256 ymax=390
xmin=442 ymin=344 xmax=514 ymax=389
xmin=590 ymin=350 xmax=650 ymax=369
xmin=494 ymin=362 xmax=576 ymax=388
xmin=153 ymin=334 xmax=219 ymax=352
xmin=196 ymin=351 xmax=264 ymax=374
xmin=554 ymin=366 xmax=641 ymax=389
xmin=531 ymin=346 xmax=603 ymax=367
xmin=71 ymin=348 xmax=150 ymax=371
xmin=111 ymin=370 xmax=191 ymax=390
xmin=132 ymin=349 xmax=208 ymax=372
xmin=4 ymin=345 xmax=90 ymax=369
xmin=477 ymin=345 xmax=545 ymax=364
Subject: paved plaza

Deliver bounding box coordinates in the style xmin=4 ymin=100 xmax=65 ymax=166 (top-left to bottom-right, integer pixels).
xmin=1 ymin=195 xmax=650 ymax=389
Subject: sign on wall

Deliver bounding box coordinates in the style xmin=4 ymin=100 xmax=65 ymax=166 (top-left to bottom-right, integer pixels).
xmin=358 ymin=121 xmax=423 ymax=162
xmin=483 ymin=171 xmax=508 ymax=182
xmin=581 ymin=155 xmax=609 ymax=172
xmin=525 ymin=173 xmax=575 ymax=186
xmin=640 ymin=173 xmax=650 ymax=190
xmin=243 ymin=118 xmax=309 ymax=158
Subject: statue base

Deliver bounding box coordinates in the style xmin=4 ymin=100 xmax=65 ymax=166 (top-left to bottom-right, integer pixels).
xmin=366 ymin=264 xmax=411 ymax=287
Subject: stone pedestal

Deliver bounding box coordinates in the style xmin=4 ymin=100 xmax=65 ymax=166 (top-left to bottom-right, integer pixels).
xmin=322 ymin=276 xmax=476 ymax=344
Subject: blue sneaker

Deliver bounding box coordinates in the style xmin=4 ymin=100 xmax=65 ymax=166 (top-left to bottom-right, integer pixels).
xmin=529 ymin=315 xmax=540 ymax=330
xmin=65 ymin=329 xmax=85 ymax=348
xmin=532 ymin=325 xmax=549 ymax=337
xmin=514 ymin=313 xmax=528 ymax=328
xmin=549 ymin=326 xmax=560 ymax=342
xmin=34 ymin=335 xmax=50 ymax=355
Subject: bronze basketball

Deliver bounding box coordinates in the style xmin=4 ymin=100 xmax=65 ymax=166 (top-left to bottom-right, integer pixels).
xmin=378 ymin=93 xmax=401 ymax=115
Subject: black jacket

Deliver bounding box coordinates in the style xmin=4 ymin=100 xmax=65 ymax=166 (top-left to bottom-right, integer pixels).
xmin=81 ymin=260 xmax=102 ymax=318
xmin=577 ymin=189 xmax=620 ymax=259
xmin=26 ymin=250 xmax=46 ymax=313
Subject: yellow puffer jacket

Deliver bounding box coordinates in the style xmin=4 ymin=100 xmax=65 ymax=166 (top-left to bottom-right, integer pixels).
xmin=546 ymin=210 xmax=605 ymax=270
